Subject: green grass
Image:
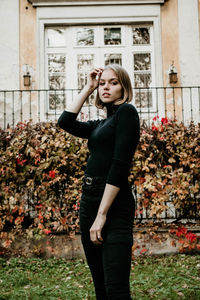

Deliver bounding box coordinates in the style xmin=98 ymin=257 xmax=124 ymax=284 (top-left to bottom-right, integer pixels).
xmin=0 ymin=255 xmax=199 ymax=300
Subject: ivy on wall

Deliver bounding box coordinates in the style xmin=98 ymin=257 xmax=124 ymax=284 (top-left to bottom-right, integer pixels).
xmin=0 ymin=118 xmax=199 ymax=252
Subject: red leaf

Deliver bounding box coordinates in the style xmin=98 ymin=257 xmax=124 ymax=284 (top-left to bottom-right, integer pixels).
xmin=185 ymin=232 xmax=197 ymax=243
xmin=161 ymin=117 xmax=169 ymax=125
xmin=152 ymin=125 xmax=158 ymax=131
xmin=140 ymin=248 xmax=148 ymax=254
xmin=176 ymin=227 xmax=187 ymax=237
xmin=49 ymin=170 xmax=56 ymax=179
xmin=43 ymin=229 xmax=51 ymax=235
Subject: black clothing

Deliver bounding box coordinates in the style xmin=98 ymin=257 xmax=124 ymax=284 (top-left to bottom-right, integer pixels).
xmin=58 ymin=103 xmax=140 ymax=187
xmin=58 ymin=103 xmax=140 ymax=300
xmin=80 ymin=178 xmax=133 ymax=300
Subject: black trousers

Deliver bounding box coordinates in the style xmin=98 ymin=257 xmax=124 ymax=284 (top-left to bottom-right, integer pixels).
xmin=79 ymin=178 xmax=135 ymax=300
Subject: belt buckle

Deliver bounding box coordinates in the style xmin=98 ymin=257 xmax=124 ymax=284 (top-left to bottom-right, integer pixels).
xmin=85 ymin=177 xmax=93 ymax=185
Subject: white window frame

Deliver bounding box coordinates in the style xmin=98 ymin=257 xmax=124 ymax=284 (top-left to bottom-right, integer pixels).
xmin=31 ymin=0 xmax=166 ymax=7
xmin=37 ymin=4 xmax=164 ymax=120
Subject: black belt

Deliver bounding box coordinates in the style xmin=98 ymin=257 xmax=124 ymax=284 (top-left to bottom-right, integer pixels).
xmin=83 ymin=175 xmax=107 ymax=186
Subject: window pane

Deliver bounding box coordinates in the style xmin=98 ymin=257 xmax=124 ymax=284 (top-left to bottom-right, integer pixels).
xmin=134 ymin=53 xmax=151 ymax=71
xmin=134 ymin=73 xmax=152 ymax=88
xmin=49 ymin=75 xmax=65 ymax=90
xmin=132 ymin=27 xmax=150 ymax=45
xmin=47 ymin=29 xmax=66 ymax=47
xmin=49 ymin=93 xmax=65 ymax=110
xmin=104 ymin=53 xmax=122 ymax=66
xmin=77 ymin=54 xmax=94 ymax=90
xmin=77 ymin=28 xmax=94 ymax=46
xmin=135 ymin=91 xmax=152 ymax=108
xmin=104 ymin=28 xmax=121 ymax=45
xmin=48 ymin=54 xmax=66 ymax=73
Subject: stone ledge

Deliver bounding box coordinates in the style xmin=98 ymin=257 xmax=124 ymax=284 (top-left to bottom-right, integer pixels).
xmin=3 ymin=227 xmax=199 ymax=258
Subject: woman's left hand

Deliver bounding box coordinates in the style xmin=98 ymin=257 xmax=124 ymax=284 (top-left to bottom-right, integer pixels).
xmin=90 ymin=213 xmax=106 ymax=245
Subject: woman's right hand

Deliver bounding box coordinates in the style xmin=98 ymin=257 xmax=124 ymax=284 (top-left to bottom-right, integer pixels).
xmin=86 ymin=68 xmax=104 ymax=91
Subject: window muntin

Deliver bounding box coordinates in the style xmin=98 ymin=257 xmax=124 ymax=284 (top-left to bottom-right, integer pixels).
xmin=77 ymin=54 xmax=95 ymax=104
xmin=48 ymin=54 xmax=66 ymax=90
xmin=77 ymin=54 xmax=94 ymax=90
xmin=133 ymin=53 xmax=153 ymax=108
xmin=46 ymin=34 xmax=66 ymax=110
xmin=45 ymin=25 xmax=155 ymax=112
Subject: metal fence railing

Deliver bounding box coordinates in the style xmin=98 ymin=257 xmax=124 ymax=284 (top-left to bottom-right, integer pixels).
xmin=0 ymin=87 xmax=199 ymax=223
xmin=134 ymin=193 xmax=200 ymax=223
xmin=23 ymin=185 xmax=200 ymax=224
xmin=0 ymin=86 xmax=199 ymax=129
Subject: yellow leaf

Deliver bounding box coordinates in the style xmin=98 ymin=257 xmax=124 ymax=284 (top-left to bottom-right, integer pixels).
xmin=168 ymin=157 xmax=176 ymax=163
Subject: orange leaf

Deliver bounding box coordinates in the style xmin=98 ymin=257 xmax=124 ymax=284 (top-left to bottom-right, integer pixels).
xmin=38 ymin=223 xmax=44 ymax=229
xmin=2 ymin=239 xmax=12 ymax=248
xmin=170 ymin=240 xmax=176 ymax=247
xmin=14 ymin=216 xmax=24 ymax=225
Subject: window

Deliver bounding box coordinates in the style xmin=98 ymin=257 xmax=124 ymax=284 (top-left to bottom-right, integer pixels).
xmin=132 ymin=25 xmax=154 ymax=109
xmin=46 ymin=28 xmax=66 ymax=111
xmin=133 ymin=27 xmax=150 ymax=45
xmin=76 ymin=28 xmax=94 ymax=46
xmin=45 ymin=25 xmax=155 ymax=112
xmin=104 ymin=28 xmax=121 ymax=45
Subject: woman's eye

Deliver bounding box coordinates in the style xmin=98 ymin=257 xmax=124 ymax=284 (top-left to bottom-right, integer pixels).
xmin=99 ymin=82 xmax=105 ymax=86
xmin=112 ymin=81 xmax=118 ymax=85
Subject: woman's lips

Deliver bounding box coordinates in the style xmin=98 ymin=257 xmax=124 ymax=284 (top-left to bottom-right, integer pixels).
xmin=102 ymin=93 xmax=111 ymax=97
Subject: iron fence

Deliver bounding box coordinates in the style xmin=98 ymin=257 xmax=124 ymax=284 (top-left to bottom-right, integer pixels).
xmin=23 ymin=184 xmax=199 ymax=224
xmin=133 ymin=189 xmax=200 ymax=223
xmin=0 ymin=87 xmax=199 ymax=223
xmin=0 ymin=86 xmax=200 ymax=129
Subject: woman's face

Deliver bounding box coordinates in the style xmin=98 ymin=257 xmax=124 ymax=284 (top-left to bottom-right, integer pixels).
xmin=98 ymin=69 xmax=123 ymax=105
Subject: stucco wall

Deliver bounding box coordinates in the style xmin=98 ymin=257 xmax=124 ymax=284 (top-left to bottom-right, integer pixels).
xmin=0 ymin=0 xmax=20 ymax=90
xmin=0 ymin=0 xmax=199 ymax=125
xmin=161 ymin=0 xmax=180 ymax=87
xmin=19 ymin=0 xmax=37 ymax=90
xmin=178 ymin=0 xmax=200 ymax=86
xmin=160 ymin=0 xmax=200 ymax=123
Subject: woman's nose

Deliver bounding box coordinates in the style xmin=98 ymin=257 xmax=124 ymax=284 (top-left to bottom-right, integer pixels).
xmin=104 ymin=82 xmax=109 ymax=89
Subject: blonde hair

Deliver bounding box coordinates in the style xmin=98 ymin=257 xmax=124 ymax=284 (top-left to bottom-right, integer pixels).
xmin=95 ymin=64 xmax=133 ymax=109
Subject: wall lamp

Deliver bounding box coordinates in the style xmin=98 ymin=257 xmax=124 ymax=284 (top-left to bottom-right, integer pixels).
xmin=169 ymin=61 xmax=178 ymax=84
xmin=23 ymin=64 xmax=31 ymax=87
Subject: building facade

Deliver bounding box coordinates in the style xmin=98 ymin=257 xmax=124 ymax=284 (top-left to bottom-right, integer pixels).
xmin=0 ymin=0 xmax=200 ymax=127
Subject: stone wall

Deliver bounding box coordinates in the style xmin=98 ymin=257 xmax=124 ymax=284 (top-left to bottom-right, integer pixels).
xmin=6 ymin=227 xmax=200 ymax=259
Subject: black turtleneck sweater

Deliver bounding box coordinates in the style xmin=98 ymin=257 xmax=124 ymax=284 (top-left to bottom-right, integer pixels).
xmin=58 ymin=103 xmax=140 ymax=188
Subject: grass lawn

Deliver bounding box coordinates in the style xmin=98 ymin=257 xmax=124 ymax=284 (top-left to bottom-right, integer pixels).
xmin=0 ymin=254 xmax=199 ymax=300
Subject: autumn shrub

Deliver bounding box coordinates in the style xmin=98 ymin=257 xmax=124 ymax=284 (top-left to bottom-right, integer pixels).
xmin=130 ymin=117 xmax=200 ymax=220
xmin=0 ymin=118 xmax=199 ymax=251
xmin=0 ymin=121 xmax=88 ymax=248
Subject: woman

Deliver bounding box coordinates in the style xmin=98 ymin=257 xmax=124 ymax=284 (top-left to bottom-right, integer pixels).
xmin=58 ymin=64 xmax=140 ymax=300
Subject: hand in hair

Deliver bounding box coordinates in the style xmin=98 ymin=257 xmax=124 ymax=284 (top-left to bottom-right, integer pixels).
xmin=87 ymin=68 xmax=104 ymax=91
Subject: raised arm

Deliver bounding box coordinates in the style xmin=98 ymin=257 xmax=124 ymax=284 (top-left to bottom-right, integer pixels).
xmin=58 ymin=68 xmax=103 ymax=138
